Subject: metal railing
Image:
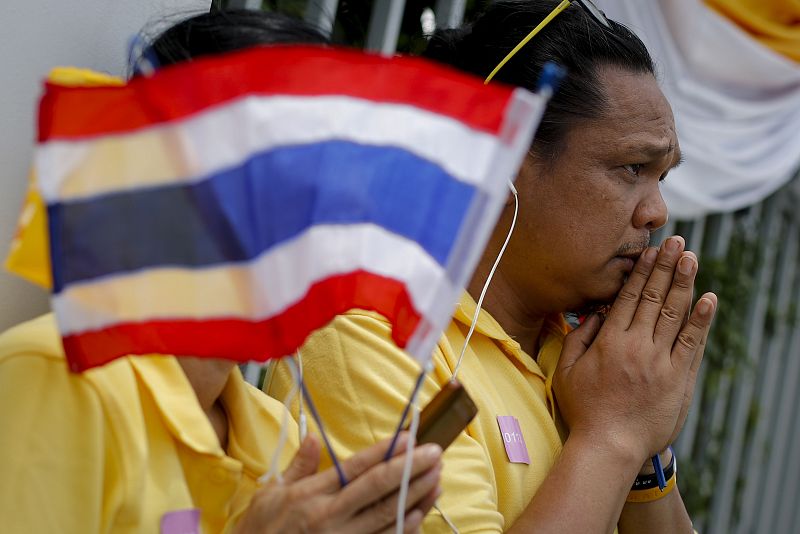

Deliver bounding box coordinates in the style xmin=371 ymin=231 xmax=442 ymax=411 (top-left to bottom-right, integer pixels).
xmin=227 ymin=1 xmax=800 ymax=530
xmin=653 ymin=178 xmax=800 ymax=533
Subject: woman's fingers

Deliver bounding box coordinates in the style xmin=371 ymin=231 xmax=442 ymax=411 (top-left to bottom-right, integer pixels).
xmin=335 ymin=444 xmax=442 ymax=518
xmin=605 ymin=246 xmax=657 ymax=330
xmin=414 ymin=487 xmax=442 ymax=519
xmin=345 ymin=459 xmax=442 ymax=533
xmin=302 ymin=433 xmax=412 ymax=495
xmin=376 ymin=509 xmax=425 ymax=534
xmin=281 ymin=434 xmax=322 ymax=483
xmin=629 ymin=236 xmax=686 ymax=331
xmin=402 ymin=509 xmax=425 ymax=534
xmin=652 ymin=251 xmax=698 ymax=347
xmin=247 ymin=436 xmax=442 ymax=533
xmin=340 ymin=433 xmax=411 ymax=481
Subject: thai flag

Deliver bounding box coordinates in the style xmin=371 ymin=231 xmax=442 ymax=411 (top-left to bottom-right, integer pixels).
xmin=35 ymin=46 xmax=544 ymax=372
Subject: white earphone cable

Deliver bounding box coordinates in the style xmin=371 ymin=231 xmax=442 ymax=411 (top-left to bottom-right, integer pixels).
xmin=394 ymin=402 xmax=421 ymax=534
xmin=258 ymin=356 xmax=301 ymax=484
xmin=452 ymin=182 xmax=519 ymax=381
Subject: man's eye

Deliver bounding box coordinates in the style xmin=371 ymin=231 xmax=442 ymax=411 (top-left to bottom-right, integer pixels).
xmin=623 ymin=163 xmax=644 ymax=176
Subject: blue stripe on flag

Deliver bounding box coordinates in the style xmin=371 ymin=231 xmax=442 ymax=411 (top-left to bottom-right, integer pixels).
xmin=48 ymin=140 xmax=476 ymax=293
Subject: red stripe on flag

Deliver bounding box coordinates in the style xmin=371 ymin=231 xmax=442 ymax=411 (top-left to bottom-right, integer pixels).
xmin=39 ymin=46 xmax=513 ymax=142
xmin=61 ymin=270 xmax=422 ymax=372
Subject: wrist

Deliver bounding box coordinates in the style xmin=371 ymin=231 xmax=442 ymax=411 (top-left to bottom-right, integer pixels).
xmin=567 ymin=429 xmax=647 ymax=472
xmin=639 ymin=447 xmax=673 ymax=475
xmin=627 ymin=448 xmax=677 ymax=503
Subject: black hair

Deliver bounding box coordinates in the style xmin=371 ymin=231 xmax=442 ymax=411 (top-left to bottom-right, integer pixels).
xmin=424 ymin=0 xmax=656 ymax=160
xmin=146 ymin=9 xmax=330 ymax=69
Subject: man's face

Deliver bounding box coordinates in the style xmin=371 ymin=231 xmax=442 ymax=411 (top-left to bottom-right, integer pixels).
xmin=503 ymin=66 xmax=681 ymax=313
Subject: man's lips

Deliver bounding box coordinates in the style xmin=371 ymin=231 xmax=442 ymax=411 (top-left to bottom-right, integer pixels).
xmin=614 ymin=250 xmax=645 ymax=272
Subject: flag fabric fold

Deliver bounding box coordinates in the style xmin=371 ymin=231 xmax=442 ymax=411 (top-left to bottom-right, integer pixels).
xmin=37 ymin=46 xmax=545 ymax=371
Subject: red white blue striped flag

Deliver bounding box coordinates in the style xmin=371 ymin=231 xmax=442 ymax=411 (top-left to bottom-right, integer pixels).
xmin=36 ymin=46 xmax=545 ymax=372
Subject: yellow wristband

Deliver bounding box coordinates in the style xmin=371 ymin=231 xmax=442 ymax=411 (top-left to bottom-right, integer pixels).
xmin=626 ymin=472 xmax=677 ymax=503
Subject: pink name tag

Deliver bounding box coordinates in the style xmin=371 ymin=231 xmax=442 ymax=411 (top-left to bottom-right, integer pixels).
xmin=161 ymin=509 xmax=200 ymax=534
xmin=497 ymin=415 xmax=530 ymax=464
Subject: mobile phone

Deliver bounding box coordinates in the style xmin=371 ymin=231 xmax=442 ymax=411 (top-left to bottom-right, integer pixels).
xmin=409 ymin=380 xmax=478 ymax=450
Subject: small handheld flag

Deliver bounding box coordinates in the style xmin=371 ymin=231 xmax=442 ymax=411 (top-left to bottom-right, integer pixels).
xmin=35 ymin=46 xmax=546 ymax=372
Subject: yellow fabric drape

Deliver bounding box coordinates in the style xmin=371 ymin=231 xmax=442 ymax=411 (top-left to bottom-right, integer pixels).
xmin=4 ymin=68 xmax=124 ymax=290
xmin=706 ymin=0 xmax=800 ymax=63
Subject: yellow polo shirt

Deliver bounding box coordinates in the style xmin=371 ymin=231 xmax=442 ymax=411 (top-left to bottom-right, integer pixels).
xmin=265 ymin=293 xmax=569 ymax=532
xmin=0 ymin=314 xmax=298 ymax=534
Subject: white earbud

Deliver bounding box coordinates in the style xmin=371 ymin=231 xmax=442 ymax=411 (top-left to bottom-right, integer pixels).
xmin=507 ymin=179 xmax=518 ymax=195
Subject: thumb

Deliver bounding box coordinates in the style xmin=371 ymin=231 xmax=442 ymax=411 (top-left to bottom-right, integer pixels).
xmin=282 ymin=434 xmax=322 ymax=483
xmin=558 ymin=314 xmax=602 ymax=370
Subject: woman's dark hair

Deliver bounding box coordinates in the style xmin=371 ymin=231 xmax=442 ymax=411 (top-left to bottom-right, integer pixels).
xmin=146 ymin=9 xmax=330 ymax=69
xmin=424 ymin=0 xmax=656 ymax=160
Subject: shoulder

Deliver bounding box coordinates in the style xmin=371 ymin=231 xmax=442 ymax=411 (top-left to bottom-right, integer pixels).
xmin=0 ymin=314 xmax=123 ymax=456
xmin=296 ymin=309 xmax=406 ymax=365
xmin=298 ymin=309 xmax=455 ymax=377
xmin=0 ymin=314 xmax=95 ymax=388
xmin=0 ymin=316 xmax=135 ymax=532
xmin=0 ymin=313 xmax=140 ymax=414
xmin=326 ymin=309 xmax=394 ymax=338
xmin=311 ymin=308 xmax=456 ymax=355
xmin=0 ymin=314 xmax=66 ymax=364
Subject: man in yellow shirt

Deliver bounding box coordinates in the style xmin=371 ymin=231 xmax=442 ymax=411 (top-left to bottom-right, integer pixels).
xmin=267 ymin=1 xmax=717 ymax=532
xmin=266 ymin=295 xmax=570 ymax=531
xmin=0 ymin=10 xmax=443 ymax=533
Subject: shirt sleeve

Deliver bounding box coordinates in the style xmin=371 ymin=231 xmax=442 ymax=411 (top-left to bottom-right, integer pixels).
xmin=0 ymin=351 xmax=115 ymax=533
xmin=265 ymin=311 xmax=505 ymax=533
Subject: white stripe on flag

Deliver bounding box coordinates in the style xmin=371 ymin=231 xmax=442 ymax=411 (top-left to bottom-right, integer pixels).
xmin=37 ymin=95 xmax=504 ymax=203
xmin=52 ymin=223 xmax=454 ymax=336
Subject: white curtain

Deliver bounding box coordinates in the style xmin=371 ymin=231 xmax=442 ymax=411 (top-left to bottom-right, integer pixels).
xmin=597 ymin=0 xmax=800 ymax=219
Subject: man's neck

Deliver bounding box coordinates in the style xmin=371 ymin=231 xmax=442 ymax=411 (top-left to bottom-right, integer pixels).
xmin=466 ymin=262 xmax=546 ymax=357
xmin=177 ymin=357 xmax=235 ymax=449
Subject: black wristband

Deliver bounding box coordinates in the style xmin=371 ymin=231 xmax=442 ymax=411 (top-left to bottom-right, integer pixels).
xmin=631 ymin=450 xmax=676 ymax=491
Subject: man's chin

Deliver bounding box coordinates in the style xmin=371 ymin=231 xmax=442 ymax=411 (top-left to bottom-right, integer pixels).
xmin=570 ymin=281 xmax=624 ymax=317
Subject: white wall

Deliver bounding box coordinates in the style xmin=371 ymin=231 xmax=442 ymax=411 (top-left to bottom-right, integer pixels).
xmin=0 ymin=0 xmax=210 ymax=331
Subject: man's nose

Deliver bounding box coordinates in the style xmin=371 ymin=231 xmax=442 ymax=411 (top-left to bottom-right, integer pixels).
xmin=634 ymin=188 xmax=669 ymax=231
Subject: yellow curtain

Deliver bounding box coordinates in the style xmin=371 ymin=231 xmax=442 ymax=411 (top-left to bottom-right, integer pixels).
xmin=4 ymin=68 xmax=123 ymax=290
xmin=705 ymin=0 xmax=800 ymax=63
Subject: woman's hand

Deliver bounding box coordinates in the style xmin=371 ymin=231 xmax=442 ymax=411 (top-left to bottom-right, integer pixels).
xmin=554 ymin=235 xmax=717 ymax=465
xmin=234 ymin=433 xmax=442 ymax=534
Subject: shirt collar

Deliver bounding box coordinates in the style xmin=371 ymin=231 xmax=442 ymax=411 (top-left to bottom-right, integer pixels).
xmin=129 ymin=356 xmax=224 ymax=456
xmin=452 ymin=291 xmax=569 ymax=376
xmin=128 ymin=357 xmax=272 ymax=476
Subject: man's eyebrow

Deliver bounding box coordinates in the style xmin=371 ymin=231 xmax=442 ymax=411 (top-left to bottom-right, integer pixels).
xmin=633 ymin=142 xmax=683 ymax=169
xmin=670 ymin=150 xmax=684 ymax=170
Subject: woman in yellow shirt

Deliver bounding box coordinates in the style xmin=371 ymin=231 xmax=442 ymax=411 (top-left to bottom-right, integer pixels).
xmin=0 ymin=10 xmax=441 ymax=534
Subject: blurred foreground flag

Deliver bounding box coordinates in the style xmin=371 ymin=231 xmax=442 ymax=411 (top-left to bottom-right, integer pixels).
xmin=35 ymin=46 xmax=545 ymax=372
